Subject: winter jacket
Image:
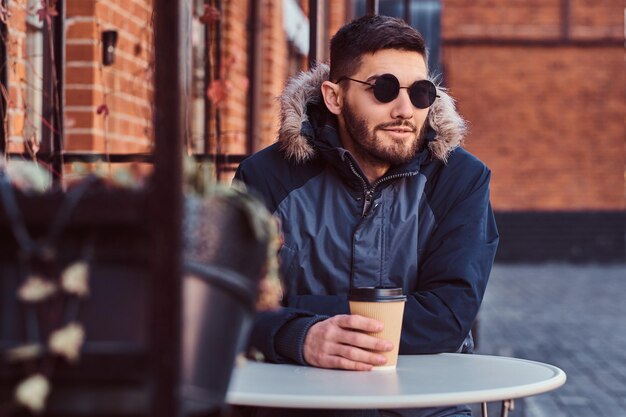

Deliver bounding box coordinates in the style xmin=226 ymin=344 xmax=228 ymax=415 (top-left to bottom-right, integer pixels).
xmin=233 ymin=64 xmax=499 ymax=417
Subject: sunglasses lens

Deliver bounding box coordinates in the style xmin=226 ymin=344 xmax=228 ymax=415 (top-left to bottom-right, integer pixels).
xmin=409 ymin=80 xmax=437 ymax=109
xmin=372 ymin=74 xmax=400 ymax=103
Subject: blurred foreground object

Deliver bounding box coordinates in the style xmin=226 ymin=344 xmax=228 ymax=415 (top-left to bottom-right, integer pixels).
xmin=180 ymin=158 xmax=281 ymax=415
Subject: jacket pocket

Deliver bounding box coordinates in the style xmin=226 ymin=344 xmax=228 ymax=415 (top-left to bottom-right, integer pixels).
xmin=278 ymin=244 xmax=297 ymax=286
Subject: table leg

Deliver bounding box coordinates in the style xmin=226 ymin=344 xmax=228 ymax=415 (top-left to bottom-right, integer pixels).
xmin=500 ymin=399 xmax=514 ymax=417
xmin=481 ymin=402 xmax=489 ymax=417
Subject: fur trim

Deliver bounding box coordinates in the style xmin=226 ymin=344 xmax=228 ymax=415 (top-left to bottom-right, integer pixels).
xmin=426 ymin=84 xmax=467 ymax=163
xmin=277 ymin=64 xmax=328 ymax=162
xmin=278 ymin=63 xmax=467 ymax=164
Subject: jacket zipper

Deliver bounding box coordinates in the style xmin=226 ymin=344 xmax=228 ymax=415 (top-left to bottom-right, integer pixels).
xmin=345 ymin=157 xmax=418 ymax=217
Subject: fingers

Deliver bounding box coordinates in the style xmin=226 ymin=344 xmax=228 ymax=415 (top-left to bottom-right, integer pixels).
xmin=302 ymin=315 xmax=394 ymax=371
xmin=316 ymin=354 xmax=377 ymax=371
xmin=331 ymin=314 xmax=394 ymax=352
xmin=335 ymin=313 xmax=385 ymax=333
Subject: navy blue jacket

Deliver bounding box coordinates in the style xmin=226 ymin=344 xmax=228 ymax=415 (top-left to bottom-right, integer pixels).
xmin=234 ymin=64 xmax=498 ymax=417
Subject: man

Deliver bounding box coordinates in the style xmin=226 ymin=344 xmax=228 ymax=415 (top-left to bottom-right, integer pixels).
xmin=234 ymin=14 xmax=499 ymax=417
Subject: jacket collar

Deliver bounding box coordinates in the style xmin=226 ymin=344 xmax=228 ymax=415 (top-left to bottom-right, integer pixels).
xmin=277 ymin=63 xmax=467 ymax=165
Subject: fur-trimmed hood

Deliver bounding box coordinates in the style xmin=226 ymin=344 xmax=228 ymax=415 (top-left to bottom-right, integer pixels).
xmin=277 ymin=63 xmax=467 ymax=164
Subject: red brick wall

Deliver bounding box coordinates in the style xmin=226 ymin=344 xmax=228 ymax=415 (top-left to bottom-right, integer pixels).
xmin=210 ymin=0 xmax=293 ymax=156
xmin=5 ymin=0 xmax=29 ymax=154
xmin=216 ymin=0 xmax=249 ymax=155
xmin=443 ymin=46 xmax=624 ymax=210
xmin=258 ymin=0 xmax=290 ymax=150
xmin=442 ymin=0 xmax=625 ymax=211
xmin=64 ymin=0 xmax=154 ymax=155
xmin=443 ymin=0 xmax=623 ymax=40
xmin=570 ymin=0 xmax=624 ymax=39
xmin=5 ymin=1 xmax=621 ymax=211
xmin=328 ymin=0 xmax=349 ymax=41
xmin=443 ymin=0 xmax=562 ymax=39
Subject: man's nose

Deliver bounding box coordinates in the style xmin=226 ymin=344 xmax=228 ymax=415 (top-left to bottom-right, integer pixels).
xmin=390 ymin=89 xmax=414 ymax=119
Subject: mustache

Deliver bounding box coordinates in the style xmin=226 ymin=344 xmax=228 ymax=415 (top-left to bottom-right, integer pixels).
xmin=375 ymin=121 xmax=418 ymax=132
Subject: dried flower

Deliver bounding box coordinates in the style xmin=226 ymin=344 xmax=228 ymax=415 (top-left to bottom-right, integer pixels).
xmin=235 ymin=353 xmax=247 ymax=368
xmin=248 ymin=348 xmax=265 ymax=362
xmin=96 ymin=103 xmax=110 ymax=117
xmin=36 ymin=0 xmax=58 ymax=26
xmin=48 ymin=323 xmax=85 ymax=363
xmin=0 ymin=4 xmax=11 ymax=24
xmin=256 ymin=276 xmax=282 ymax=311
xmin=14 ymin=373 xmax=50 ymax=414
xmin=61 ymin=262 xmax=90 ymax=297
xmin=199 ymin=5 xmax=221 ymax=25
xmin=206 ymin=79 xmax=232 ymax=108
xmin=17 ymin=276 xmax=57 ymax=303
xmin=5 ymin=343 xmax=44 ymax=362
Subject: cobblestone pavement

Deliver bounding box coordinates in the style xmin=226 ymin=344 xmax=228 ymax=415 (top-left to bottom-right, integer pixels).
xmin=470 ymin=263 xmax=626 ymax=417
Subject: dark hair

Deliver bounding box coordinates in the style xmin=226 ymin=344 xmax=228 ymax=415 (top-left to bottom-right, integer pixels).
xmin=329 ymin=15 xmax=428 ymax=82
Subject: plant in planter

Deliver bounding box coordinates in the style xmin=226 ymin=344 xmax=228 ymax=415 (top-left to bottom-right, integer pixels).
xmin=182 ymin=157 xmax=282 ymax=313
xmin=0 ymin=157 xmax=282 ymax=416
xmin=179 ymin=158 xmax=283 ymax=415
xmin=0 ymin=165 xmax=102 ymax=415
xmin=0 ymin=159 xmax=159 ymax=415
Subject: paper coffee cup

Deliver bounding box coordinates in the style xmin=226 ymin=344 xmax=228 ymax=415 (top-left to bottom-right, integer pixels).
xmin=349 ymin=287 xmax=406 ymax=370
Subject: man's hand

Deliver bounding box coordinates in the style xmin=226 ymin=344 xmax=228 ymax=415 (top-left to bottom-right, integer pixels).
xmin=303 ymin=314 xmax=393 ymax=371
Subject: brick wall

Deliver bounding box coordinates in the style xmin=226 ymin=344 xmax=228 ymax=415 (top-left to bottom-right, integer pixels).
xmin=4 ymin=0 xmax=622 ymax=217
xmin=443 ymin=0 xmax=623 ymax=41
xmin=209 ymin=0 xmax=293 ymax=156
xmin=258 ymin=0 xmax=290 ymax=150
xmin=327 ymin=0 xmax=349 ymax=46
xmin=215 ymin=0 xmax=249 ymax=155
xmin=5 ymin=0 xmax=29 ymax=154
xmin=443 ymin=45 xmax=624 ymax=211
xmin=441 ymin=0 xmax=625 ymax=211
xmin=443 ymin=0 xmax=562 ymax=40
xmin=64 ymin=0 xmax=154 ymax=156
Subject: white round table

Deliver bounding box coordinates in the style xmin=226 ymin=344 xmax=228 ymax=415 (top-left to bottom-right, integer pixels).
xmin=227 ymin=353 xmax=566 ymax=415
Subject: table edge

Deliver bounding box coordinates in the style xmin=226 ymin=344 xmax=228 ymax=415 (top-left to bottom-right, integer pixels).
xmin=227 ymin=353 xmax=567 ymax=409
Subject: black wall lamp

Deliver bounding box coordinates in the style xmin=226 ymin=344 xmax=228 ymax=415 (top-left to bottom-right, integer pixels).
xmin=102 ymin=30 xmax=118 ymax=66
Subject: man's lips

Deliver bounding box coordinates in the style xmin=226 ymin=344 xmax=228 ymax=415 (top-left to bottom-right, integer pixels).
xmin=381 ymin=127 xmax=416 ymax=134
xmin=382 ymin=128 xmax=415 ymax=132
xmin=378 ymin=123 xmax=417 ymax=134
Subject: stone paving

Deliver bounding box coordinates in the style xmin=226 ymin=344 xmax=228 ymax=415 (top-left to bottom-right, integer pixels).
xmin=470 ymin=263 xmax=626 ymax=417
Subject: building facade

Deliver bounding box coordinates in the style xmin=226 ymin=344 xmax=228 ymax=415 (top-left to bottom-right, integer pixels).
xmin=1 ymin=0 xmax=624 ymax=261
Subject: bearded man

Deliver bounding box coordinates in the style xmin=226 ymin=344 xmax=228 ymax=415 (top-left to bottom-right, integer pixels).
xmin=233 ymin=14 xmax=499 ymax=417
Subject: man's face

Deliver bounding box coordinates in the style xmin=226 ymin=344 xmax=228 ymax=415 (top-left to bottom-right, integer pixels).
xmin=337 ymin=49 xmax=430 ymax=167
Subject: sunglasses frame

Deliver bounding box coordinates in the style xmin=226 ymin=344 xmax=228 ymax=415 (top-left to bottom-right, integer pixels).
xmin=336 ymin=73 xmax=439 ymax=109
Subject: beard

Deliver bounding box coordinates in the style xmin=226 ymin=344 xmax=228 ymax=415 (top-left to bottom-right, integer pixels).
xmin=342 ymin=103 xmax=424 ymax=167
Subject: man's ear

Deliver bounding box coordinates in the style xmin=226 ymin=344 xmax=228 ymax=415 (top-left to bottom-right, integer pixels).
xmin=321 ymin=80 xmax=342 ymax=115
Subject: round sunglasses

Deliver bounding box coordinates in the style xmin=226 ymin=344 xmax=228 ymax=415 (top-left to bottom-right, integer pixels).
xmin=336 ymin=73 xmax=439 ymax=109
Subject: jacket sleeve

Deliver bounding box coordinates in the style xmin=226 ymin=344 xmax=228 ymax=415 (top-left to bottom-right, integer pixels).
xmin=400 ymin=163 xmax=499 ymax=354
xmin=248 ymin=309 xmax=327 ymax=364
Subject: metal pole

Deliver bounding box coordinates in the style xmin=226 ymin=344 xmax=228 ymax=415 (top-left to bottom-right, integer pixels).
xmin=39 ymin=1 xmax=64 ymax=183
xmin=247 ymin=0 xmax=263 ymax=153
xmin=214 ymin=0 xmax=224 ymax=178
xmin=403 ymin=0 xmax=411 ymax=25
xmin=308 ymin=0 xmax=318 ymax=69
xmin=0 ymin=19 xmax=6 ymax=156
xmin=481 ymin=402 xmax=489 ymax=417
xmin=204 ymin=0 xmax=212 ymax=155
xmin=366 ymin=0 xmax=379 ymax=15
xmin=500 ymin=399 xmax=515 ymax=417
xmin=152 ymin=0 xmax=184 ymax=415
